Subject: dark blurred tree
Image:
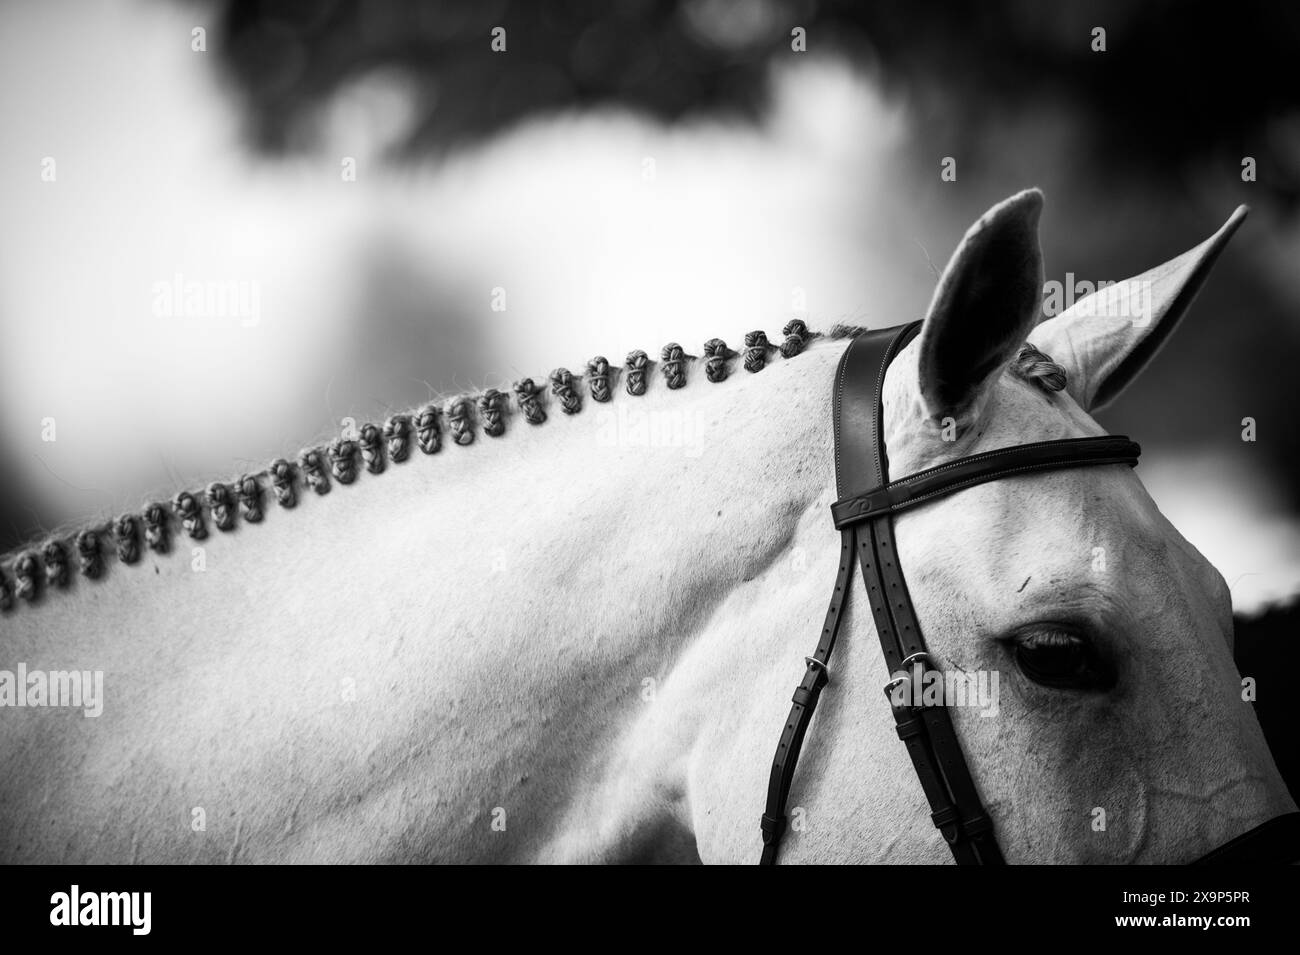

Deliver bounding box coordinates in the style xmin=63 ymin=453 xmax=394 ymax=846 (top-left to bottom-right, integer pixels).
xmin=211 ymin=0 xmax=1300 ymax=211
xmin=215 ymin=0 xmax=794 ymax=155
xmin=1235 ymin=598 xmax=1300 ymax=802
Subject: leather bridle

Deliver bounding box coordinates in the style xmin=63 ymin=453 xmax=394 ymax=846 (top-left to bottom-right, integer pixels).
xmin=759 ymin=321 xmax=1300 ymax=865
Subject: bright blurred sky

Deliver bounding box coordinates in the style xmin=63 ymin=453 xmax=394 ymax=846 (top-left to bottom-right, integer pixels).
xmin=0 ymin=0 xmax=1294 ymax=611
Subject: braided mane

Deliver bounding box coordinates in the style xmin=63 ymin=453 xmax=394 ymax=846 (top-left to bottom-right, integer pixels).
xmin=0 ymin=320 xmax=1071 ymax=614
xmin=0 ymin=321 xmax=816 ymax=612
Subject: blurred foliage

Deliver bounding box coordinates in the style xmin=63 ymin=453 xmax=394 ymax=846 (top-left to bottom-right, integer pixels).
xmin=1235 ymin=598 xmax=1300 ymax=802
xmin=218 ymin=0 xmax=793 ymax=154
xmin=214 ymin=0 xmax=1300 ymax=210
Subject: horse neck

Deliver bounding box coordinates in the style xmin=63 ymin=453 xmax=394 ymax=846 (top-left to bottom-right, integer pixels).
xmin=0 ymin=344 xmax=847 ymax=862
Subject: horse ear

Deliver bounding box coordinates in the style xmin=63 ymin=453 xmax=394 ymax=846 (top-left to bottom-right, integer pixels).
xmin=917 ymin=189 xmax=1045 ymax=424
xmin=1028 ymin=205 xmax=1247 ymax=412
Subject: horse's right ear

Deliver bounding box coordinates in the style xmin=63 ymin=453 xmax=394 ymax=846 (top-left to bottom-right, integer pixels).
xmin=917 ymin=189 xmax=1045 ymax=426
xmin=1028 ymin=206 xmax=1247 ymax=412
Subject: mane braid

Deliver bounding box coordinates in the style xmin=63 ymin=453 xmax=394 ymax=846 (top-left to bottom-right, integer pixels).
xmin=0 ymin=325 xmax=835 ymax=614
xmin=114 ymin=513 xmax=141 ymax=564
xmin=1011 ymin=342 xmax=1068 ymax=393
xmin=238 ymin=475 xmax=264 ymax=523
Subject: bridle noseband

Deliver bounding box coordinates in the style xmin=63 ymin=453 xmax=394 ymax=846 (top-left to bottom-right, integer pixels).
xmin=759 ymin=321 xmax=1300 ymax=865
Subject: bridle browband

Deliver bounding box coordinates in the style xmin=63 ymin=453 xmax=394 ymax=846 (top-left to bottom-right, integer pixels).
xmin=759 ymin=321 xmax=1300 ymax=865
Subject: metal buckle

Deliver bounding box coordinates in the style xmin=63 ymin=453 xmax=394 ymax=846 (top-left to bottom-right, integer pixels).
xmin=883 ymin=675 xmax=908 ymax=703
xmin=885 ymin=653 xmax=929 ymax=704
xmin=805 ymin=656 xmax=829 ymax=687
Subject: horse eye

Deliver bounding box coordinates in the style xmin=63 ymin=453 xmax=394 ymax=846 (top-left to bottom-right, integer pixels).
xmin=1011 ymin=628 xmax=1116 ymax=690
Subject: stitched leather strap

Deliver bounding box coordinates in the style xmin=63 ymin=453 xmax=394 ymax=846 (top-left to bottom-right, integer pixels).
xmin=832 ymin=436 xmax=1140 ymax=528
xmin=759 ymin=321 xmax=1144 ymax=865
xmin=838 ymin=322 xmax=1004 ymax=864
xmin=759 ymin=529 xmax=852 ymax=866
xmin=760 ymin=325 xmax=911 ymax=866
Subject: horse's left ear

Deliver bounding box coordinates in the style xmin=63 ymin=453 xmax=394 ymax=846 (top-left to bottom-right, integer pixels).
xmin=1028 ymin=205 xmax=1248 ymax=412
xmin=916 ymin=189 xmax=1045 ymax=424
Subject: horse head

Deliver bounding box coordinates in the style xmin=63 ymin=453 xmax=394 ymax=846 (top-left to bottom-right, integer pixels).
xmin=846 ymin=190 xmax=1296 ymax=862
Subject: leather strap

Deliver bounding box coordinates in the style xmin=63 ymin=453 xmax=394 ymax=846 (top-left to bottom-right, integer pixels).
xmin=831 ymin=436 xmax=1141 ymax=529
xmin=838 ymin=322 xmax=1004 ymax=864
xmin=760 ymin=325 xmax=912 ymax=866
xmin=758 ymin=529 xmax=850 ymax=865
xmin=759 ymin=321 xmax=1143 ymax=865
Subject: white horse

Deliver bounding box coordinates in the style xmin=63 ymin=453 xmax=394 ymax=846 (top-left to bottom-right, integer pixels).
xmin=0 ymin=190 xmax=1292 ymax=863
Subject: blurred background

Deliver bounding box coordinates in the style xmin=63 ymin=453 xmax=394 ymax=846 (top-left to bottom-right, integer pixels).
xmin=0 ymin=1 xmax=1297 ymax=644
